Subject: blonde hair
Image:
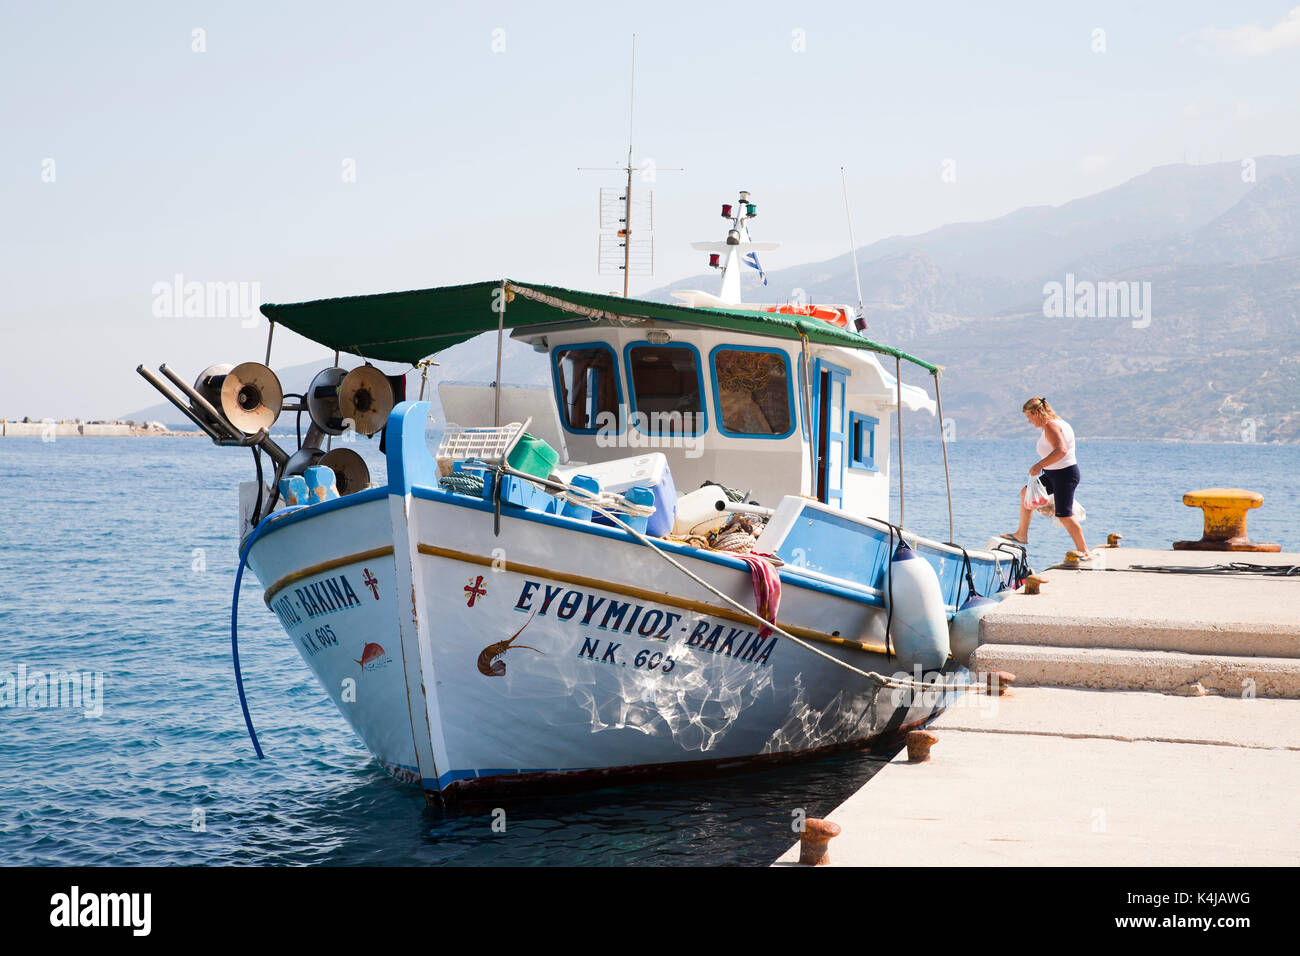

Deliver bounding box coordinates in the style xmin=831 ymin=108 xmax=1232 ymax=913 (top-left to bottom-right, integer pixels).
xmin=1022 ymin=397 xmax=1058 ymax=420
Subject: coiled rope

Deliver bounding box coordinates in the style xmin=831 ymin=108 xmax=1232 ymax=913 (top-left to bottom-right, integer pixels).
xmin=439 ymin=472 xmax=486 ymax=496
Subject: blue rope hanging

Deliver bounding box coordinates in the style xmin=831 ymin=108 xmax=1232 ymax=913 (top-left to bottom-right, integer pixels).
xmin=231 ymin=505 xmax=305 ymax=759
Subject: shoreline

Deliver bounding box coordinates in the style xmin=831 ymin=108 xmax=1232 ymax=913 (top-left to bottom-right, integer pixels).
xmin=0 ymin=420 xmax=201 ymax=438
xmin=4 ymin=419 xmax=1295 ymax=446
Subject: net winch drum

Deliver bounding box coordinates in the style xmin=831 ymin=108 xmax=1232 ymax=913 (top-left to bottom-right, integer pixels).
xmin=319 ymin=447 xmax=370 ymax=496
xmin=306 ymin=367 xmax=349 ymax=435
xmin=192 ymin=362 xmax=283 ymax=435
xmin=339 ymin=365 xmax=395 ymax=437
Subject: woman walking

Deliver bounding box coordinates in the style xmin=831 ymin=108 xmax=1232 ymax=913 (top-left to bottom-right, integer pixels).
xmin=1002 ymin=397 xmax=1090 ymax=558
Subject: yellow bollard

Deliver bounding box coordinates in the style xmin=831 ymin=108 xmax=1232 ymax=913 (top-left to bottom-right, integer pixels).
xmin=1173 ymin=489 xmax=1279 ymax=552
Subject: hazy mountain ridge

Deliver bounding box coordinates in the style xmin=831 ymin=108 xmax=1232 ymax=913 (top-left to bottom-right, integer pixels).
xmin=127 ymin=157 xmax=1300 ymax=444
xmin=655 ymin=156 xmax=1300 ymax=443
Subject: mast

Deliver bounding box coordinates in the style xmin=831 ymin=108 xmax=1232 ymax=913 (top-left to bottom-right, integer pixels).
xmin=623 ymin=36 xmax=635 ymax=297
xmin=841 ymin=167 xmax=866 ymax=331
xmin=580 ymin=35 xmax=678 ymax=297
xmin=688 ymin=193 xmax=780 ymax=306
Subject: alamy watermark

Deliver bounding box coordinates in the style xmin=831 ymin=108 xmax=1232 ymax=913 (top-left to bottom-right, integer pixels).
xmin=0 ymin=665 xmax=104 ymax=718
xmin=888 ymin=666 xmax=1004 ymax=716
xmin=1043 ymin=273 xmax=1151 ymax=329
xmin=151 ymin=274 xmax=262 ymax=327
xmin=594 ymin=405 xmax=705 ymax=459
xmin=50 ymin=886 xmax=150 ymax=936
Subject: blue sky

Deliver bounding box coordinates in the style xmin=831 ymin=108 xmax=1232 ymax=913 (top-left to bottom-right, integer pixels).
xmin=4 ymin=1 xmax=1300 ymax=416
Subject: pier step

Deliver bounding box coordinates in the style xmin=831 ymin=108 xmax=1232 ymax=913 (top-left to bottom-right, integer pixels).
xmin=979 ymin=549 xmax=1300 ymax=659
xmin=972 ymin=643 xmax=1300 ymax=698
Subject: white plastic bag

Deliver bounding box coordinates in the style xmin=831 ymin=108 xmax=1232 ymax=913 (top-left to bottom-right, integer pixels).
xmin=1037 ymin=495 xmax=1086 ymax=527
xmin=1023 ymin=475 xmax=1050 ymax=510
xmin=1056 ymin=499 xmax=1085 ymax=527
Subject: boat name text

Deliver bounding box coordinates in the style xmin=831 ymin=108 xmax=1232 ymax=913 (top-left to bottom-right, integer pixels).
xmin=513 ymin=579 xmax=777 ymax=665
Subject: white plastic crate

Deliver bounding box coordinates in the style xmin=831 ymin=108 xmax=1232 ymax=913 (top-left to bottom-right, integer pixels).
xmin=435 ymin=419 xmax=531 ymax=476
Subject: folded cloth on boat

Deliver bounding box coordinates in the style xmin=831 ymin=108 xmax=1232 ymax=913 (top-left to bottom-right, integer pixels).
xmin=738 ymin=553 xmax=781 ymax=640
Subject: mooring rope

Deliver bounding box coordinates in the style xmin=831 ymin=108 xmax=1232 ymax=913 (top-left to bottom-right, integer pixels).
xmin=498 ymin=464 xmax=990 ymax=695
xmin=1125 ymin=563 xmax=1300 ymax=577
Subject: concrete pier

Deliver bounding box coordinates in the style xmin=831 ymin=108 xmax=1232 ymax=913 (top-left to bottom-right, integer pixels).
xmin=774 ymin=686 xmax=1300 ymax=866
xmin=776 ymin=546 xmax=1300 ymax=866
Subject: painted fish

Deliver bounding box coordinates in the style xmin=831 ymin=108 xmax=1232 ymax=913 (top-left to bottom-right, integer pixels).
xmin=354 ymin=642 xmax=388 ymax=670
xmin=477 ymin=610 xmax=543 ymax=677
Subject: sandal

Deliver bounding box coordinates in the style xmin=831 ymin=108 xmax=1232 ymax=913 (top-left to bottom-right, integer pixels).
xmin=999 ymin=533 xmax=1028 ymax=543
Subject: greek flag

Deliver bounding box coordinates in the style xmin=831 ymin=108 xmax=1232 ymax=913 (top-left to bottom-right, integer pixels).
xmin=742 ymin=227 xmax=768 ymax=286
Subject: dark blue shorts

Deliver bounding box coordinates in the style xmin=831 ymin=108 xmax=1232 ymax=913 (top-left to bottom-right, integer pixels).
xmin=1040 ymin=465 xmax=1080 ymax=518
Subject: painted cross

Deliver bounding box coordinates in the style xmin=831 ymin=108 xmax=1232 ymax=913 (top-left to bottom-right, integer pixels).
xmin=363 ymin=568 xmax=380 ymax=600
xmin=464 ymin=575 xmax=487 ymax=607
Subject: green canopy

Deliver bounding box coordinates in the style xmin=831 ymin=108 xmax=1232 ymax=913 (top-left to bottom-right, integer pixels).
xmin=260 ymin=279 xmax=939 ymax=373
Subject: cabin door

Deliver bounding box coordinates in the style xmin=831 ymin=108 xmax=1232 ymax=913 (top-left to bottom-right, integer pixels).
xmin=813 ymin=360 xmax=847 ymax=508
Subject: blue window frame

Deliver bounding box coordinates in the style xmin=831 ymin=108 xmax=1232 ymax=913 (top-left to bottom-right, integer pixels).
xmin=623 ymin=341 xmax=707 ymax=436
xmin=552 ymin=342 xmax=622 ymax=435
xmin=848 ymin=412 xmax=879 ymax=471
xmin=811 ymin=359 xmax=849 ymax=508
xmin=796 ymin=357 xmax=810 ymax=439
xmin=708 ymin=345 xmax=797 ymax=439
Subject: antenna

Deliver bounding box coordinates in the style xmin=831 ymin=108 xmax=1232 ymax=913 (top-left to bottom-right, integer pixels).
xmin=841 ymin=166 xmax=866 ymax=332
xmin=627 ymin=33 xmax=636 ymax=175
xmin=579 ymin=35 xmax=681 ymax=297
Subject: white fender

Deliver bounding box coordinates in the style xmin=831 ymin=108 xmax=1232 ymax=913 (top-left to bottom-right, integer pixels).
xmin=885 ymin=541 xmax=950 ymax=672
xmin=948 ymin=593 xmax=999 ymax=665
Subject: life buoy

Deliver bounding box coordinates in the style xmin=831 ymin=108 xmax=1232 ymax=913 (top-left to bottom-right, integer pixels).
xmin=763 ymin=303 xmax=849 ymax=328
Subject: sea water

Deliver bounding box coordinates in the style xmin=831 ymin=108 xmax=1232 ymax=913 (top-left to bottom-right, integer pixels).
xmin=0 ymin=435 xmax=1295 ymax=865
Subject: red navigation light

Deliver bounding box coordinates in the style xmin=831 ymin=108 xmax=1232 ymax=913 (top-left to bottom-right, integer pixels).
xmin=721 ymin=204 xmax=733 ymax=218
xmin=709 ymin=254 xmax=720 ymax=267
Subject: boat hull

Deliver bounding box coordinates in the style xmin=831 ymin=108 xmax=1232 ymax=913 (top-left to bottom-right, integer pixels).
xmin=246 ymin=486 xmax=962 ymax=801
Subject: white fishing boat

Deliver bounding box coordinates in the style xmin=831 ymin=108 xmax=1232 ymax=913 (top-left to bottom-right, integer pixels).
xmin=138 ymin=193 xmax=1029 ymax=803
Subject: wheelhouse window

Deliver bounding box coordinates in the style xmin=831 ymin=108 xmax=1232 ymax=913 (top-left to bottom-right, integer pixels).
xmin=626 ymin=344 xmax=705 ymax=435
xmin=849 ymin=412 xmax=878 ymax=471
xmin=712 ymin=347 xmax=794 ymax=437
xmin=554 ymin=344 xmax=620 ymax=432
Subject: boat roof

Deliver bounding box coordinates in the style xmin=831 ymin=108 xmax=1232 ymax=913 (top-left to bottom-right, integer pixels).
xmin=260 ymin=280 xmax=940 ymax=374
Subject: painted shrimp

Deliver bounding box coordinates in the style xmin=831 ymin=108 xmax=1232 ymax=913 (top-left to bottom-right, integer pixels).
xmin=476 ymin=609 xmax=544 ymax=677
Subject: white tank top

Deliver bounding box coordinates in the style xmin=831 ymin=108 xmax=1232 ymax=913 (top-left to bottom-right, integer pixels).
xmin=1036 ymin=418 xmax=1077 ymax=469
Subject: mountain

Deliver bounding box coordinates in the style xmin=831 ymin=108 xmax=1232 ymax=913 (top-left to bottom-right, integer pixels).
xmin=652 ymin=155 xmax=1300 ymax=443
